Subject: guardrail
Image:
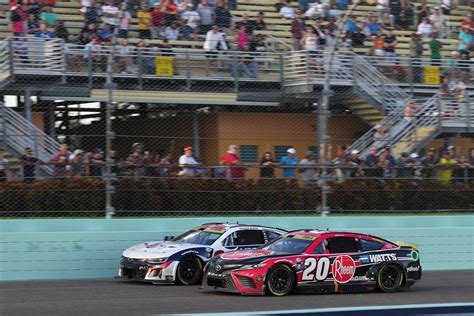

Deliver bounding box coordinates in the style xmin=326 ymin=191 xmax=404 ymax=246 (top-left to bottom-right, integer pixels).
xmin=4 ymin=37 xmax=474 ymax=92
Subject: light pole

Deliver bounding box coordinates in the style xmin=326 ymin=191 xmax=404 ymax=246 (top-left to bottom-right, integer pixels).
xmin=318 ymin=1 xmax=361 ymax=216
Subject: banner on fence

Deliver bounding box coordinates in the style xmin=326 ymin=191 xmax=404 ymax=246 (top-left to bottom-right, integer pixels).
xmin=155 ymin=56 xmax=174 ymax=76
xmin=424 ymin=66 xmax=440 ymax=85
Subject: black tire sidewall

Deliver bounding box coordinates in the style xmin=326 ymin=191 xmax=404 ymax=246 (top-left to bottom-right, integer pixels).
xmin=265 ymin=264 xmax=295 ymax=296
xmin=377 ymin=264 xmax=403 ymax=293
xmin=176 ymin=256 xmax=203 ymax=285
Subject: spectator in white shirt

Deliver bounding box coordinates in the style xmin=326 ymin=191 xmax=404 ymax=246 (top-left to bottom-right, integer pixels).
xmin=203 ymin=25 xmax=228 ymax=51
xmin=376 ymin=0 xmax=390 ymax=16
xmin=181 ymin=5 xmax=200 ymax=39
xmin=81 ymin=0 xmax=91 ymax=9
xmin=417 ymin=18 xmax=433 ymax=38
xmin=118 ymin=9 xmax=132 ymax=38
xmin=164 ymin=21 xmax=180 ymax=40
xmin=101 ymin=0 xmax=119 ymax=27
xmin=441 ymin=0 xmax=454 ymax=16
xmin=178 ymin=146 xmax=200 ymax=176
xmin=203 ymin=26 xmax=228 ymax=75
xmin=115 ymin=39 xmax=134 ymax=73
xmin=429 ymin=7 xmax=447 ymax=38
xmin=280 ymin=0 xmax=295 ymax=19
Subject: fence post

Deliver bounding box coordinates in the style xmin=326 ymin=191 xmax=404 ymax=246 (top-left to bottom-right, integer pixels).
xmin=233 ymin=53 xmax=239 ymax=93
xmin=138 ymin=48 xmax=143 ymax=90
xmin=437 ymin=94 xmax=443 ymax=128
xmin=0 ymin=104 xmax=6 ymax=150
xmin=408 ymin=57 xmax=414 ymax=98
xmin=192 ymin=111 xmax=200 ymax=159
xmin=185 ymin=50 xmax=191 ymax=91
xmin=381 ymin=79 xmax=386 ymax=110
xmin=8 ymin=38 xmax=15 ymax=82
xmin=104 ymin=53 xmax=116 ymax=219
xmin=279 ymin=54 xmax=284 ymax=92
xmin=61 ymin=40 xmax=67 ymax=84
xmin=87 ymin=46 xmax=93 ymax=89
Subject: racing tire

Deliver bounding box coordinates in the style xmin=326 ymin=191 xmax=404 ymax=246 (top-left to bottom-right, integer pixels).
xmin=265 ymin=264 xmax=295 ymax=296
xmin=176 ymin=256 xmax=203 ymax=285
xmin=376 ymin=264 xmax=404 ymax=293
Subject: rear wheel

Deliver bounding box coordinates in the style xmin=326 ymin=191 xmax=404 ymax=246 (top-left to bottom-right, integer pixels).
xmin=176 ymin=257 xmax=203 ymax=285
xmin=265 ymin=264 xmax=295 ymax=296
xmin=377 ymin=264 xmax=403 ymax=293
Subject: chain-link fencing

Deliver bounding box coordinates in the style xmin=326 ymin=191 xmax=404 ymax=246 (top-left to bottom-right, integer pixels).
xmin=0 ymin=36 xmax=473 ymax=217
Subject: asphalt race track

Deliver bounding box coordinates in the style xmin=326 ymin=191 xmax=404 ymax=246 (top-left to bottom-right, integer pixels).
xmin=0 ymin=270 xmax=473 ymax=316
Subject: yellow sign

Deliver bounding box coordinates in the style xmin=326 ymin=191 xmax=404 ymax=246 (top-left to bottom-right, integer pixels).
xmin=156 ymin=56 xmax=174 ymax=76
xmin=424 ymin=66 xmax=440 ymax=85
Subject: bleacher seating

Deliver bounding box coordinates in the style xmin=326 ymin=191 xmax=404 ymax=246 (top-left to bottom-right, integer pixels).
xmin=0 ymin=0 xmax=471 ymax=56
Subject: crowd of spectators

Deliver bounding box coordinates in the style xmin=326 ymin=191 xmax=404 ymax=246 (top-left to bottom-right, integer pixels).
xmin=7 ymin=0 xmax=473 ymax=56
xmin=1 ymin=142 xmax=473 ymax=186
xmin=334 ymin=144 xmax=474 ymax=184
xmin=7 ymin=0 xmax=277 ymax=78
xmin=5 ymin=0 xmax=473 ymax=82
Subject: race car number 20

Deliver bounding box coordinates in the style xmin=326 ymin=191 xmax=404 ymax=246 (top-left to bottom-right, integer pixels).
xmin=302 ymin=257 xmax=331 ymax=281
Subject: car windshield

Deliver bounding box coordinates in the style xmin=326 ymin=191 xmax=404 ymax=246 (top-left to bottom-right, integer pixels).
xmin=171 ymin=229 xmax=224 ymax=245
xmin=262 ymin=235 xmax=314 ymax=254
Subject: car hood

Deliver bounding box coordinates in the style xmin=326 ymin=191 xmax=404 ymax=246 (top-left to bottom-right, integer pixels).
xmin=122 ymin=241 xmax=200 ymax=259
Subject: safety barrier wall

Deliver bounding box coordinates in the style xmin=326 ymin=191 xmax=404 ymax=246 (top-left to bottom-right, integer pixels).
xmin=0 ymin=216 xmax=472 ymax=281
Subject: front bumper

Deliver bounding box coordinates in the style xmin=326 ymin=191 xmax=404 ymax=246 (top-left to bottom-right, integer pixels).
xmin=201 ymin=271 xmax=265 ymax=295
xmin=117 ymin=260 xmax=178 ymax=284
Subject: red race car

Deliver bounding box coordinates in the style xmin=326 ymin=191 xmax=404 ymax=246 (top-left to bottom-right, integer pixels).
xmin=202 ymin=229 xmax=421 ymax=296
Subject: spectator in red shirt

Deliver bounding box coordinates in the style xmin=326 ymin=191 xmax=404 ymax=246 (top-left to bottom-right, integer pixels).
xmin=49 ymin=144 xmax=70 ymax=177
xmin=461 ymin=15 xmax=474 ymax=34
xmin=151 ymin=3 xmax=165 ymax=39
xmin=164 ymin=0 xmax=178 ymax=26
xmin=220 ymin=145 xmax=246 ymax=179
xmin=9 ymin=2 xmax=26 ymax=36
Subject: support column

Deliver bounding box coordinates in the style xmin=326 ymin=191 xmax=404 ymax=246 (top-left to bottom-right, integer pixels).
xmin=192 ymin=111 xmax=200 ymax=159
xmin=24 ymin=89 xmax=32 ymax=123
xmin=47 ymin=101 xmax=56 ymax=139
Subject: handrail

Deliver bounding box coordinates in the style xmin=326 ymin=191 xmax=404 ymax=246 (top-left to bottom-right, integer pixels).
xmin=266 ymin=35 xmax=293 ymax=51
xmin=1 ymin=103 xmax=61 ymax=175
xmin=0 ymin=40 xmax=11 ymax=83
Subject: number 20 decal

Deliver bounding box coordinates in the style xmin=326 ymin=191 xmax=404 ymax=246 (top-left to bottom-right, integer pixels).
xmin=302 ymin=257 xmax=331 ymax=281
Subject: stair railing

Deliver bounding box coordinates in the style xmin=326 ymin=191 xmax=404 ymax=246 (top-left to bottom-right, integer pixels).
xmin=0 ymin=103 xmax=60 ymax=176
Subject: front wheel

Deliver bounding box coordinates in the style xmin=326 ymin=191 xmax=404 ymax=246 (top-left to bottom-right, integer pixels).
xmin=265 ymin=264 xmax=295 ymax=296
xmin=376 ymin=264 xmax=403 ymax=293
xmin=176 ymin=256 xmax=203 ymax=285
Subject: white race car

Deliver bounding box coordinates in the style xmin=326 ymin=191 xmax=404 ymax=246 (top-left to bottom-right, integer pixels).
xmin=118 ymin=223 xmax=287 ymax=285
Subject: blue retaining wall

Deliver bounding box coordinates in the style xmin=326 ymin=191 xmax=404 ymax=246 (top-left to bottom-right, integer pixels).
xmin=0 ymin=216 xmax=473 ymax=281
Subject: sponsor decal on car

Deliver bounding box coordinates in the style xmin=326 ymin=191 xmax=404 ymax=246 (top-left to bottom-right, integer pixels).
xmin=204 ymin=228 xmax=226 ymax=234
xmin=332 ymin=255 xmax=356 ymax=283
xmin=284 ymin=234 xmax=317 ymax=241
xmin=207 ymin=272 xmax=225 ymax=278
xmin=411 ymin=250 xmax=419 ymax=261
xmin=407 ymin=266 xmax=420 ymax=272
xmin=359 ymin=253 xmax=397 ymax=264
xmin=221 ymin=250 xmax=273 ymax=260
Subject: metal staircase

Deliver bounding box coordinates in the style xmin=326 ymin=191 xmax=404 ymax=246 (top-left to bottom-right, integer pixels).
xmin=352 ymin=55 xmax=410 ymax=112
xmin=280 ymin=50 xmax=446 ymax=157
xmin=0 ymin=103 xmax=61 ymax=176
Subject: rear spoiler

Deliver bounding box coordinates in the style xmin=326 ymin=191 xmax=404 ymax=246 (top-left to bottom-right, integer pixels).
xmin=396 ymin=242 xmax=419 ymax=251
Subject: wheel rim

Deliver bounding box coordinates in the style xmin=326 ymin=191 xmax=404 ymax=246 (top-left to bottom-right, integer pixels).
xmin=269 ymin=268 xmax=292 ymax=293
xmin=381 ymin=266 xmax=401 ymax=289
xmin=179 ymin=258 xmax=198 ymax=282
